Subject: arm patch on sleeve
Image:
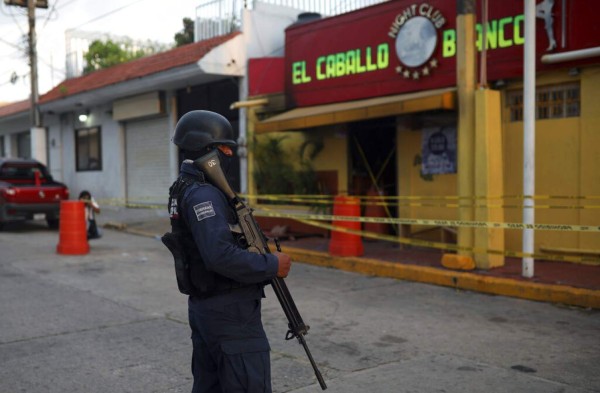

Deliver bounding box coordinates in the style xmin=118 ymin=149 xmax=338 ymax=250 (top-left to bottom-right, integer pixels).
xmin=193 ymin=201 xmax=216 ymax=221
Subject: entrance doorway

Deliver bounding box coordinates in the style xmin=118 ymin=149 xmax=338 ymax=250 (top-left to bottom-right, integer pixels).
xmin=348 ymin=117 xmax=397 ymax=236
xmin=348 ymin=116 xmax=397 ymax=198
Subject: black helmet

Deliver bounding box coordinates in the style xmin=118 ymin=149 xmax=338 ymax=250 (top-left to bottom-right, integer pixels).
xmin=172 ymin=110 xmax=237 ymax=152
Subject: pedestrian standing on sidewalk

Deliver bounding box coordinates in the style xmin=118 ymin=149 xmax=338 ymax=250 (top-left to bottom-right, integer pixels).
xmin=166 ymin=110 xmax=292 ymax=393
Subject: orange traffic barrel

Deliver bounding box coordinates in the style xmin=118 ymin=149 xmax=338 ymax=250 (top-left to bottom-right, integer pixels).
xmin=56 ymin=200 xmax=90 ymax=255
xmin=328 ymin=195 xmax=364 ymax=257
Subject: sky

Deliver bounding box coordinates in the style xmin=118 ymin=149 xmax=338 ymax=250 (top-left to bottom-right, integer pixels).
xmin=0 ymin=0 xmax=195 ymax=104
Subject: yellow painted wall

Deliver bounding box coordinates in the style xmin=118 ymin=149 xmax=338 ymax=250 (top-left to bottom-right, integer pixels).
xmin=577 ymin=67 xmax=600 ymax=250
xmin=396 ymin=125 xmax=458 ymax=222
xmin=310 ymin=127 xmax=349 ymax=194
xmin=501 ymin=68 xmax=600 ymax=252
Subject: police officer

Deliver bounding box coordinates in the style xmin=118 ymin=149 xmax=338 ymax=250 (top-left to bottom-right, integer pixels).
xmin=170 ymin=110 xmax=292 ymax=393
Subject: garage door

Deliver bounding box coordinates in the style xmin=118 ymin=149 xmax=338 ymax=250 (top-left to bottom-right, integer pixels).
xmin=125 ymin=116 xmax=172 ymax=205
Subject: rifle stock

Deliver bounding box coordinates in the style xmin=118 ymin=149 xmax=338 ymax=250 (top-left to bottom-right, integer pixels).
xmin=195 ymin=151 xmax=327 ymax=390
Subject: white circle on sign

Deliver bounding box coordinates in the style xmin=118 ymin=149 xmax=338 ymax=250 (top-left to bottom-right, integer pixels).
xmin=395 ymin=16 xmax=437 ymax=68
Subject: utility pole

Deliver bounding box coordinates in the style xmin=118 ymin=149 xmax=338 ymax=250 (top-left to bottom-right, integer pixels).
xmin=5 ymin=0 xmax=48 ymax=162
xmin=27 ymin=0 xmax=41 ymax=127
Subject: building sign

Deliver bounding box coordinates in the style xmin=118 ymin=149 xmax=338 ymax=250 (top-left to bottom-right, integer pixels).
xmin=421 ymin=126 xmax=457 ymax=175
xmin=291 ymin=44 xmax=390 ymax=85
xmin=389 ymin=3 xmax=446 ymax=80
xmin=285 ymin=0 xmax=600 ymax=108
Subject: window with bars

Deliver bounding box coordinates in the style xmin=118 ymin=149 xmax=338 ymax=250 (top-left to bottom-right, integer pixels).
xmin=507 ymin=83 xmax=580 ymax=122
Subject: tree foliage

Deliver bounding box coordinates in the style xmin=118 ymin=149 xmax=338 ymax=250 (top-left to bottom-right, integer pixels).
xmin=253 ymin=136 xmax=323 ymax=197
xmin=83 ymin=39 xmax=163 ymax=74
xmin=174 ymin=17 xmax=195 ymax=47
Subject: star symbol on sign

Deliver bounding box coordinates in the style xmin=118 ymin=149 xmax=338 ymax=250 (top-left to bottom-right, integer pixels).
xmin=412 ymin=71 xmax=420 ymax=80
xmin=396 ymin=66 xmax=403 ymax=73
xmin=403 ymin=70 xmax=411 ymax=78
xmin=430 ymin=58 xmax=438 ymax=68
xmin=422 ymin=67 xmax=430 ymax=76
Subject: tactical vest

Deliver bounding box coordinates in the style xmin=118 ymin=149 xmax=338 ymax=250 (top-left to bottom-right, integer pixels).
xmin=164 ymin=173 xmax=245 ymax=297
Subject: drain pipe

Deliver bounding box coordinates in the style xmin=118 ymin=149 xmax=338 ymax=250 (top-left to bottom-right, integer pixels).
xmin=541 ymin=46 xmax=600 ymax=64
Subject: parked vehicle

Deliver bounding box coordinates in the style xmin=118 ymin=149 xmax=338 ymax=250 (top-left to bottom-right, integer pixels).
xmin=0 ymin=158 xmax=69 ymax=229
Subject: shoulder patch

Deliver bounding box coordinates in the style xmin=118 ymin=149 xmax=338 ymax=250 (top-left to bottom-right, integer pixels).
xmin=193 ymin=201 xmax=216 ymax=221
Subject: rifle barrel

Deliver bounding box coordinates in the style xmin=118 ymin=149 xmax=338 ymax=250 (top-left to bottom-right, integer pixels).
xmin=298 ymin=334 xmax=328 ymax=390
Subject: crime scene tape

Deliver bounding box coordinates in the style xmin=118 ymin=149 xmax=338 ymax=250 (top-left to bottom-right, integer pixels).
xmin=95 ymin=197 xmax=599 ymax=264
xmin=242 ymin=194 xmax=600 ymax=210
xmin=243 ymin=194 xmax=600 ymax=200
xmin=98 ymin=196 xmax=600 ymax=231
xmin=100 ymin=194 xmax=600 ymax=211
xmin=253 ymin=208 xmax=600 ymax=233
xmin=101 ymin=198 xmax=164 ymax=210
xmin=285 ymin=217 xmax=600 ymax=265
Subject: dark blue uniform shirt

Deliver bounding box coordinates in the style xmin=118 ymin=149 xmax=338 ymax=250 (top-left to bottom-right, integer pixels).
xmin=179 ymin=161 xmax=279 ymax=306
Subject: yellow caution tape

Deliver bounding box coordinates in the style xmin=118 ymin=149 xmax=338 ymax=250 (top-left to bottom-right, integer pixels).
xmin=100 ymin=199 xmax=164 ymax=210
xmin=254 ymin=208 xmax=600 ymax=233
xmin=292 ymin=218 xmax=600 ymax=265
xmin=99 ymin=195 xmax=600 ymax=210
xmin=97 ymin=197 xmax=599 ymax=233
xmin=242 ymin=194 xmax=600 ymax=209
xmin=242 ymin=193 xmax=600 ymax=201
xmin=95 ymin=197 xmax=599 ymax=264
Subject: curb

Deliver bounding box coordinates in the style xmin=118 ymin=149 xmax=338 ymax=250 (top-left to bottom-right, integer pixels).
xmin=281 ymin=246 xmax=600 ymax=310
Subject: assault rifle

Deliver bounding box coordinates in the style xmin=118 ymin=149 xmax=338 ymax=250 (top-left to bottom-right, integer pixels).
xmin=196 ymin=150 xmax=327 ymax=390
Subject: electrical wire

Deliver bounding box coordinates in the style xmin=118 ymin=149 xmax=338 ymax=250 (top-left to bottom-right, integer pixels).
xmin=67 ymin=0 xmax=149 ymax=31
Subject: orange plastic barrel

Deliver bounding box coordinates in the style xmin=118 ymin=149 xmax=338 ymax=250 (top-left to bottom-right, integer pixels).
xmin=56 ymin=201 xmax=90 ymax=255
xmin=328 ymin=195 xmax=364 ymax=257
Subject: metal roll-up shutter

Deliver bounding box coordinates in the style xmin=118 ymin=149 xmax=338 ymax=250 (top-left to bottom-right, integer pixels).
xmin=125 ymin=116 xmax=171 ymax=205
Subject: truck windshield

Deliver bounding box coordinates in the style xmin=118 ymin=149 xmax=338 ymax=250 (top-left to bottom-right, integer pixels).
xmin=0 ymin=164 xmax=49 ymax=181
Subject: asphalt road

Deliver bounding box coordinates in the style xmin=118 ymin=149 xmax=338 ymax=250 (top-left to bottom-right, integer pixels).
xmin=1 ymin=221 xmax=599 ymax=393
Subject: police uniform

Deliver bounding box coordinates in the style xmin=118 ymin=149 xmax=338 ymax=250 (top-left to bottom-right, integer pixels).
xmin=176 ymin=160 xmax=279 ymax=393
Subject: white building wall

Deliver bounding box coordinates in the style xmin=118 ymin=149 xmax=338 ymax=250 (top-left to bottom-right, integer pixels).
xmin=45 ymin=114 xmax=63 ymax=181
xmin=59 ymin=104 xmax=126 ymax=202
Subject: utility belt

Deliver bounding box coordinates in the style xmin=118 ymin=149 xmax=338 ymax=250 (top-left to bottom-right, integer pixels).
xmin=162 ymin=226 xmax=252 ymax=297
xmin=191 ymin=284 xmax=258 ymax=300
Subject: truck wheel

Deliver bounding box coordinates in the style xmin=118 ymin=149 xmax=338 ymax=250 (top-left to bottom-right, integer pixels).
xmin=47 ymin=218 xmax=59 ymax=229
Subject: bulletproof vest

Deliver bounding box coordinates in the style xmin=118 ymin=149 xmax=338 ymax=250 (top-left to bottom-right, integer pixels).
xmin=166 ymin=173 xmax=245 ymax=297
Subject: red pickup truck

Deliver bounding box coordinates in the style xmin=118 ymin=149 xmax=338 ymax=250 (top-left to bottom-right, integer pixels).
xmin=0 ymin=158 xmax=70 ymax=229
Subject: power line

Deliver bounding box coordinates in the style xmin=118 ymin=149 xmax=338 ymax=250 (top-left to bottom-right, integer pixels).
xmin=67 ymin=0 xmax=149 ymax=31
xmin=40 ymin=0 xmax=61 ymax=30
xmin=0 ymin=36 xmax=22 ymax=50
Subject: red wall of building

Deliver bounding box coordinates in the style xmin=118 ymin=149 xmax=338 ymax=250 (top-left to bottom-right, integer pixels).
xmin=248 ymin=58 xmax=285 ymax=96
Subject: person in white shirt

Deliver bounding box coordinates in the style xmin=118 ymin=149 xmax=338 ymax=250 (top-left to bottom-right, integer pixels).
xmin=79 ymin=190 xmax=101 ymax=239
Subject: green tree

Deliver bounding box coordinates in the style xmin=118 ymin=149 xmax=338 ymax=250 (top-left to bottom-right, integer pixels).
xmin=253 ymin=136 xmax=323 ymax=196
xmin=174 ymin=17 xmax=195 ymax=47
xmin=83 ymin=39 xmax=161 ymax=74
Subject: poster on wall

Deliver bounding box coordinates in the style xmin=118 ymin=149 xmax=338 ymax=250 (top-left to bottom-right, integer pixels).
xmin=421 ymin=126 xmax=457 ymax=175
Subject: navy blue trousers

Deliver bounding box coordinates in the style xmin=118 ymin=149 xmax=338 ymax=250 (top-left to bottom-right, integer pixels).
xmin=188 ymin=297 xmax=272 ymax=393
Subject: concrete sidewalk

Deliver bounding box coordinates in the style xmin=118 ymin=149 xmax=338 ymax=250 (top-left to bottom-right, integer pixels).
xmin=98 ymin=206 xmax=600 ymax=310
